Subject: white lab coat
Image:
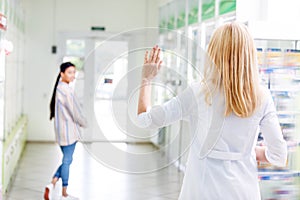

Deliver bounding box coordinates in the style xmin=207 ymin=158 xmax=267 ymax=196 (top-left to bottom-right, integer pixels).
xmin=137 ymin=82 xmax=287 ymax=200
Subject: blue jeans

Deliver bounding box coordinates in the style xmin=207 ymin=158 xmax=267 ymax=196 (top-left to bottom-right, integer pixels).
xmin=53 ymin=142 xmax=77 ymax=187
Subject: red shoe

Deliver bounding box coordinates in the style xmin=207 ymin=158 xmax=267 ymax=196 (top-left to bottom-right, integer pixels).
xmin=44 ymin=184 xmax=53 ymax=200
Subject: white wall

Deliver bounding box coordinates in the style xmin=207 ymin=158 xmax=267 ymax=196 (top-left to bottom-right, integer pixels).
xmin=236 ymin=0 xmax=300 ymax=40
xmin=23 ymin=0 xmax=160 ymax=141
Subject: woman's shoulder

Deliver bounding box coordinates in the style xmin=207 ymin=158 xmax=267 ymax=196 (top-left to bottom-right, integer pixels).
xmin=255 ymin=85 xmax=274 ymax=115
xmin=259 ymin=85 xmax=270 ymax=94
xmin=57 ymin=82 xmax=72 ymax=96
xmin=176 ymin=81 xmax=207 ymax=106
xmin=188 ymin=81 xmax=205 ymax=94
xmin=258 ymin=85 xmax=272 ymax=102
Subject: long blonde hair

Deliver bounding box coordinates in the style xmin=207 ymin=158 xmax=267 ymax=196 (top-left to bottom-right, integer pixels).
xmin=204 ymin=22 xmax=260 ymax=118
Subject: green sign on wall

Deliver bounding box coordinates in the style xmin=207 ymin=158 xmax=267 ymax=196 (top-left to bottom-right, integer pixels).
xmin=219 ymin=0 xmax=236 ymax=15
xmin=188 ymin=6 xmax=198 ymax=25
xmin=159 ymin=19 xmax=167 ymax=33
xmin=202 ymin=0 xmax=215 ymax=21
xmin=167 ymin=16 xmax=175 ymax=30
xmin=177 ymin=12 xmax=185 ymax=28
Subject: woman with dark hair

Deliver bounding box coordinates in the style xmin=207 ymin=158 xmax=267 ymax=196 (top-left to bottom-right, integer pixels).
xmin=44 ymin=62 xmax=87 ymax=200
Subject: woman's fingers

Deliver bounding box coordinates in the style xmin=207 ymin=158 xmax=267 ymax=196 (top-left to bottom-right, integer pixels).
xmin=144 ymin=51 xmax=149 ymax=64
xmin=155 ymin=48 xmax=161 ymax=63
xmin=146 ymin=45 xmax=162 ymax=64
xmin=149 ymin=46 xmax=155 ymax=62
xmin=142 ymin=46 xmax=163 ymax=81
xmin=150 ymin=45 xmax=160 ymax=63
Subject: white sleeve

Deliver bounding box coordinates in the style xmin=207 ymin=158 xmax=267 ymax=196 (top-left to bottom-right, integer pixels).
xmin=136 ymin=86 xmax=197 ymax=129
xmin=259 ymin=91 xmax=287 ymax=167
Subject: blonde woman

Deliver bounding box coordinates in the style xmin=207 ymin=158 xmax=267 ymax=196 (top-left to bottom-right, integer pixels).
xmin=137 ymin=22 xmax=287 ymax=199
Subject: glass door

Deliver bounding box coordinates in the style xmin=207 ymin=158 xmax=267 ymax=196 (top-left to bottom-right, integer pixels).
xmin=58 ymin=33 xmax=129 ymax=143
xmin=94 ymin=40 xmax=128 ymax=142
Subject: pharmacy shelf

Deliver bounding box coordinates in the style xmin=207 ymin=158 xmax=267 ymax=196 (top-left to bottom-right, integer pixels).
xmin=259 ymin=67 xmax=300 ymax=74
xmin=258 ymin=169 xmax=300 ymax=180
xmin=277 ymin=111 xmax=300 ymax=115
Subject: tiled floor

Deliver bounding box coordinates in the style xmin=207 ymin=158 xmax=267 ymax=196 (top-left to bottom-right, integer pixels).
xmin=4 ymin=142 xmax=184 ymax=200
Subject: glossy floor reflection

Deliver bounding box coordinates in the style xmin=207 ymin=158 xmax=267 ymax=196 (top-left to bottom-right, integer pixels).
xmin=4 ymin=142 xmax=184 ymax=200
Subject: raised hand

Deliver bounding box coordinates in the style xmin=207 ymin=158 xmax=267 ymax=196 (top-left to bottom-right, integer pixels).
xmin=142 ymin=45 xmax=163 ymax=82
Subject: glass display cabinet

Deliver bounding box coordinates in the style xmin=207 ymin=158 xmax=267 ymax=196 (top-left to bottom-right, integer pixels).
xmin=255 ymin=39 xmax=300 ymax=199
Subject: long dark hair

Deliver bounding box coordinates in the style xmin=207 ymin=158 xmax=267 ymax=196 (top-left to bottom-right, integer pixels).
xmin=49 ymin=62 xmax=75 ymax=120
